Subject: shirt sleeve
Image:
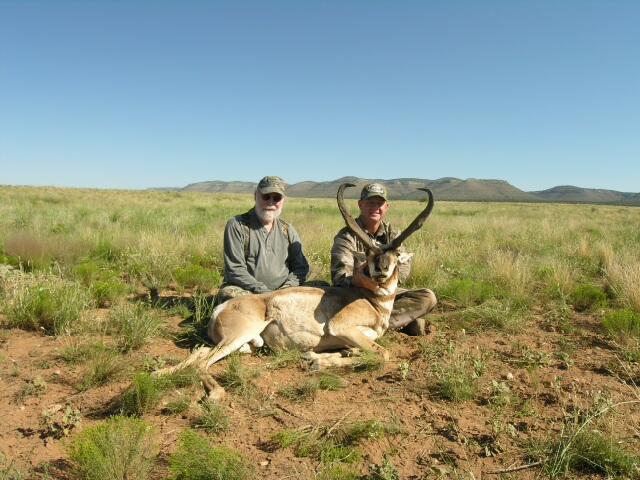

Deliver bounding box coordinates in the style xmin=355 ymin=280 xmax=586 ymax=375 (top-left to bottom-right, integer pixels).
xmin=330 ymin=228 xmax=357 ymax=287
xmin=282 ymin=223 xmax=309 ymax=287
xmin=222 ymin=217 xmax=270 ymax=293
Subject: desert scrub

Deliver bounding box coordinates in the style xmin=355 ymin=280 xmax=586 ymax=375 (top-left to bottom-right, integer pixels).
xmin=69 ymin=415 xmax=156 ymax=480
xmin=602 ymin=309 xmax=640 ymax=356
xmin=1 ymin=272 xmax=90 ymax=334
xmin=192 ymin=401 xmax=229 ymax=434
xmin=169 ymin=429 xmax=254 ymax=480
xmin=106 ymin=302 xmax=164 ymax=352
xmin=118 ymin=369 xmax=200 ymax=416
xmin=278 ymin=373 xmax=346 ymax=402
xmin=432 ymin=350 xmax=479 ymax=402
xmin=216 ymin=353 xmax=259 ymax=397
xmin=75 ymin=347 xmax=126 ymax=392
xmin=569 ymin=284 xmax=608 ymax=312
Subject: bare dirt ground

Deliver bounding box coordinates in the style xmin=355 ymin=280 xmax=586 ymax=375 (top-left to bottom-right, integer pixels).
xmin=1 ymin=298 xmax=639 ymax=479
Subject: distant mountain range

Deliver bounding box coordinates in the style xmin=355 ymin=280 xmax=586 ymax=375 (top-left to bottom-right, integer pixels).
xmin=177 ymin=177 xmax=640 ymax=206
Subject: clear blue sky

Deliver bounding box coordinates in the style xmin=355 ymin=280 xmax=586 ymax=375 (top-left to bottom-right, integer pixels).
xmin=1 ymin=1 xmax=638 ymax=192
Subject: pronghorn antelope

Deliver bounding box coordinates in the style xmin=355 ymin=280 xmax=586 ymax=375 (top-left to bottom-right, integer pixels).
xmin=154 ymin=183 xmax=434 ymax=399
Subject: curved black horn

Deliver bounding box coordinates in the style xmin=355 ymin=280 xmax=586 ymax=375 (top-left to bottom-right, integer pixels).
xmin=388 ymin=188 xmax=434 ymax=250
xmin=336 ymin=183 xmax=382 ymax=254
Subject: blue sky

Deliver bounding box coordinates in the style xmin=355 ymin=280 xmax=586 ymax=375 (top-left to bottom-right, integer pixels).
xmin=1 ymin=1 xmax=638 ymax=192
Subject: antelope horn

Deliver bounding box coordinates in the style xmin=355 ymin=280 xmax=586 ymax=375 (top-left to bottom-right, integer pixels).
xmin=387 ymin=188 xmax=434 ymax=250
xmin=336 ymin=183 xmax=382 ymax=254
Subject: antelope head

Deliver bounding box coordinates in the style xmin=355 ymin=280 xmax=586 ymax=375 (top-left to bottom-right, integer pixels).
xmin=336 ymin=183 xmax=434 ymax=286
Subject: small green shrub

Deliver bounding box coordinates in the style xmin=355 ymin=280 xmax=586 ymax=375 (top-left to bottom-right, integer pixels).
xmin=169 ymin=429 xmax=254 ymax=480
xmin=2 ymin=275 xmax=90 ymax=334
xmin=69 ymin=416 xmax=155 ymax=480
xmin=602 ymin=309 xmax=640 ymax=341
xmin=193 ymin=401 xmax=229 ymax=434
xmin=75 ymin=348 xmax=125 ymax=391
xmin=433 ymin=359 xmax=477 ymax=402
xmin=279 ymin=373 xmax=346 ymax=402
xmin=546 ymin=429 xmax=640 ymax=478
xmin=352 ymin=350 xmax=385 ymax=372
xmin=173 ymin=263 xmax=220 ymax=291
xmin=216 ymin=354 xmax=259 ymax=397
xmin=570 ymin=284 xmax=607 ymax=312
xmin=107 ymin=303 xmax=164 ymax=352
xmin=439 ymin=278 xmax=500 ymax=307
xmin=119 ymin=373 xmax=163 ymax=416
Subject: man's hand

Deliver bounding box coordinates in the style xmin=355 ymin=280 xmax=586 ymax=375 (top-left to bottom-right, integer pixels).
xmin=352 ymin=264 xmax=379 ymax=292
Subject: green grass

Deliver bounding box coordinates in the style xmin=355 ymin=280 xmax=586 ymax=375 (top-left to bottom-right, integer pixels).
xmin=216 ymin=353 xmax=259 ymax=397
xmin=192 ymin=401 xmax=229 ymax=435
xmin=75 ymin=347 xmax=126 ymax=392
xmin=570 ymin=284 xmax=608 ymax=312
xmin=432 ymin=352 xmax=478 ymax=402
xmin=168 ymin=429 xmax=254 ymax=480
xmin=602 ymin=309 xmax=640 ymax=341
xmin=279 ymin=373 xmax=346 ymax=402
xmin=2 ymin=274 xmax=90 ymax=335
xmin=69 ymin=415 xmax=155 ymax=480
xmin=173 ymin=263 xmax=221 ymax=292
xmin=106 ymin=302 xmax=164 ymax=352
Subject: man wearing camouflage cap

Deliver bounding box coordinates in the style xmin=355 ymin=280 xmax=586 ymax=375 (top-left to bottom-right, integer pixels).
xmin=330 ymin=182 xmax=437 ymax=335
xmin=216 ymin=176 xmax=310 ymax=305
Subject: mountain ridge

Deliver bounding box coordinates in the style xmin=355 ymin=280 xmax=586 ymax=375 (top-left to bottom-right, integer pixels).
xmin=176 ymin=178 xmax=639 ymax=206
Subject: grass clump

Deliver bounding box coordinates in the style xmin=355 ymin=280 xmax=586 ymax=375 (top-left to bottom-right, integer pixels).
xmin=75 ymin=347 xmax=125 ymax=392
xmin=279 ymin=373 xmax=346 ymax=402
xmin=2 ymin=274 xmax=90 ymax=335
xmin=570 ymin=284 xmax=608 ymax=312
xmin=168 ymin=429 xmax=254 ymax=480
xmin=69 ymin=415 xmax=155 ymax=480
xmin=271 ymin=419 xmax=400 ymax=465
xmin=119 ymin=369 xmax=200 ymax=416
xmin=432 ymin=352 xmax=478 ymax=402
xmin=439 ymin=278 xmax=500 ymax=307
xmin=316 ymin=464 xmax=360 ymax=480
xmin=352 ymin=350 xmax=385 ymax=372
xmin=107 ymin=302 xmax=164 ymax=352
xmin=602 ymin=309 xmax=640 ymax=341
xmin=457 ymin=299 xmax=528 ymax=332
xmin=193 ymin=401 xmax=229 ymax=435
xmin=173 ymin=263 xmax=220 ymax=292
xmin=216 ymin=353 xmax=259 ymax=397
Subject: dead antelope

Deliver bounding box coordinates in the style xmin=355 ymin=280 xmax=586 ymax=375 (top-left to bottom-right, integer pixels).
xmin=154 ymin=183 xmax=434 ymax=399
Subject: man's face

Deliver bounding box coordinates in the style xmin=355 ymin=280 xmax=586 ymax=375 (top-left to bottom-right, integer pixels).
xmin=358 ymin=196 xmax=389 ymax=226
xmin=255 ymin=191 xmax=285 ymax=223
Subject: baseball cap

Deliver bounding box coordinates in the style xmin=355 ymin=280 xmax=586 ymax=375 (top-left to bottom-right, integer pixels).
xmin=360 ymin=183 xmax=388 ymax=201
xmin=257 ymin=176 xmax=286 ymax=195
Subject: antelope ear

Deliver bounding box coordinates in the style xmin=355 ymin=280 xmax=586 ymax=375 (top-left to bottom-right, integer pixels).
xmin=397 ymin=252 xmax=414 ymax=264
xmin=353 ymin=251 xmax=367 ymax=266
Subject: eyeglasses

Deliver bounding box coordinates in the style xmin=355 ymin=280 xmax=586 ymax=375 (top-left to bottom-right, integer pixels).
xmin=261 ymin=193 xmax=283 ymax=203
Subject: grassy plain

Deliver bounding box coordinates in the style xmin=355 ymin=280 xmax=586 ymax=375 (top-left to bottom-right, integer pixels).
xmin=1 ymin=185 xmax=640 ymax=479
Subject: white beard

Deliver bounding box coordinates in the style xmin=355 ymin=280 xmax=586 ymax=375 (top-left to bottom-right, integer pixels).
xmin=255 ymin=202 xmax=282 ymax=224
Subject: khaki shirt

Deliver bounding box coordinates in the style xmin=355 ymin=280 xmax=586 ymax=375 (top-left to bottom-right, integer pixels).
xmin=330 ymin=218 xmax=412 ymax=287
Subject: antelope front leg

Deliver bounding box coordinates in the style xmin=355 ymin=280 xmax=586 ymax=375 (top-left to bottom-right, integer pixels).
xmin=327 ymin=324 xmax=390 ymax=361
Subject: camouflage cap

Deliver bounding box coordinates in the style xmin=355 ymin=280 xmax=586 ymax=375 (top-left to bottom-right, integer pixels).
xmin=257 ymin=176 xmax=286 ymax=195
xmin=360 ymin=183 xmax=388 ymax=201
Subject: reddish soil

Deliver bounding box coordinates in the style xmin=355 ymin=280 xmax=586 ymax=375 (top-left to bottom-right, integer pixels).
xmin=1 ymin=303 xmax=638 ymax=479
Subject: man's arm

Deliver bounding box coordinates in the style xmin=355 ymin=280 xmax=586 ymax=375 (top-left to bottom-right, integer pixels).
xmin=282 ymin=224 xmax=309 ymax=287
xmin=222 ymin=218 xmax=270 ymax=293
xmin=330 ymin=229 xmax=357 ymax=287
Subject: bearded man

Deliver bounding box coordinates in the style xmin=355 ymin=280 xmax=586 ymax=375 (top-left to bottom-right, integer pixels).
xmin=215 ymin=176 xmax=310 ymax=305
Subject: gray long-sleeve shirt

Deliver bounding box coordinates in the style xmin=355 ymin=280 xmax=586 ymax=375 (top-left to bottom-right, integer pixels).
xmin=222 ymin=209 xmax=309 ymax=293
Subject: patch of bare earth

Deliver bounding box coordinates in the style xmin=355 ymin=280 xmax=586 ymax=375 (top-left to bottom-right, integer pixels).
xmin=0 ymin=305 xmax=638 ymax=479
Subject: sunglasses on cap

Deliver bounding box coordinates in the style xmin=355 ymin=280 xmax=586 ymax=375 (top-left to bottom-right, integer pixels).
xmin=261 ymin=193 xmax=283 ymax=202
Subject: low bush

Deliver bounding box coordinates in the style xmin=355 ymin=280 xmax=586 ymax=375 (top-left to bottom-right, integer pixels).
xmin=2 ymin=274 xmax=90 ymax=334
xmin=69 ymin=416 xmax=155 ymax=480
xmin=168 ymin=429 xmax=254 ymax=480
xmin=602 ymin=309 xmax=640 ymax=341
xmin=106 ymin=303 xmax=164 ymax=352
xmin=193 ymin=401 xmax=229 ymax=434
xmin=570 ymin=284 xmax=607 ymax=312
